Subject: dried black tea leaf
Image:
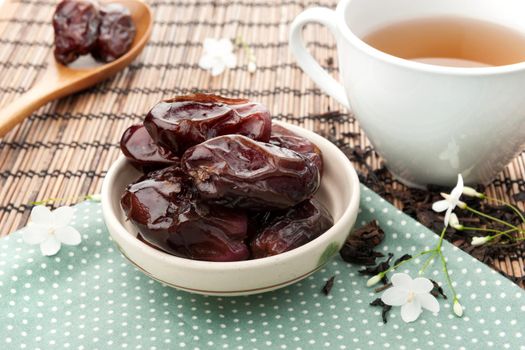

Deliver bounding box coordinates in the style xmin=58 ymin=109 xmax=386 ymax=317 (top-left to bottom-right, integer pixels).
xmin=370 ymin=298 xmax=392 ymax=323
xmin=351 ymin=221 xmax=385 ymax=247
xmin=359 ymin=253 xmax=393 ymax=284
xmin=340 ymin=221 xmax=385 ymax=265
xmin=339 ymin=242 xmax=384 ymax=265
xmin=325 ymin=57 xmax=334 ymax=66
xmin=393 ymin=254 xmax=412 ymax=266
xmin=430 ymin=280 xmax=447 ymax=299
xmin=322 ymin=276 xmax=335 ymax=295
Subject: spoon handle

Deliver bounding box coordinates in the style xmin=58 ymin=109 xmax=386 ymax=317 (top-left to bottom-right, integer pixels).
xmin=0 ymin=82 xmax=57 ymax=138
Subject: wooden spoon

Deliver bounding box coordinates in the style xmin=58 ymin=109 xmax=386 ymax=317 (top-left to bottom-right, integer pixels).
xmin=0 ymin=0 xmax=152 ymax=138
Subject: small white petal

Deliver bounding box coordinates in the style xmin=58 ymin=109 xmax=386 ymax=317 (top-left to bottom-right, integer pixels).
xmin=40 ymin=236 xmax=61 ymax=256
xmin=381 ymin=287 xmax=409 ymax=306
xmin=412 ymin=277 xmax=433 ymax=293
xmin=444 ymin=208 xmax=453 ymax=226
xmin=30 ymin=206 xmax=52 ymax=225
xmin=198 ymin=55 xmax=215 ymax=70
xmin=453 ymin=300 xmax=463 ymax=317
xmin=55 ymin=226 xmax=81 ymax=246
xmin=450 ymin=174 xmax=464 ymax=201
xmin=401 ymin=300 xmax=422 ymax=323
xmin=203 ymin=38 xmax=219 ymax=52
xmin=51 ymin=206 xmax=74 ymax=228
xmin=416 ymin=293 xmax=440 ymax=313
xmin=210 ymin=63 xmax=226 ymax=76
xmin=218 ymin=38 xmax=233 ymax=52
xmin=391 ymin=273 xmax=412 ymax=288
xmin=432 ymin=200 xmax=449 ymax=213
xmin=22 ymin=225 xmax=48 ymax=245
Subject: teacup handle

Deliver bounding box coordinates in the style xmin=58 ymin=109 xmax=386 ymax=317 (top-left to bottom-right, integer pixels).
xmin=289 ymin=7 xmax=350 ymax=109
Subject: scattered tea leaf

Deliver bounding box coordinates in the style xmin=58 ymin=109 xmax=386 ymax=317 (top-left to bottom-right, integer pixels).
xmin=325 ymin=57 xmax=334 ymax=66
xmin=322 ymin=276 xmax=335 ymax=295
xmin=370 ymin=298 xmax=392 ymax=323
xmin=340 ymin=221 xmax=385 ymax=265
xmin=359 ymin=253 xmax=393 ymax=284
xmin=393 ymin=254 xmax=412 ymax=266
xmin=430 ymin=280 xmax=447 ymax=299
xmin=351 ymin=221 xmax=385 ymax=247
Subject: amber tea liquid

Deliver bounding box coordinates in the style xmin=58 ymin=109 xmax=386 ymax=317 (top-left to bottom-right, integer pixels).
xmin=362 ymin=17 xmax=525 ymax=67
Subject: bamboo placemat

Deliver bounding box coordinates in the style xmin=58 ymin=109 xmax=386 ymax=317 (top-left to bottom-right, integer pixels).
xmin=0 ymin=0 xmax=524 ymax=282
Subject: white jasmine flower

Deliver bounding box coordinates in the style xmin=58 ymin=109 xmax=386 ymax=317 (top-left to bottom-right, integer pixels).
xmin=22 ymin=206 xmax=81 ymax=256
xmin=381 ymin=273 xmax=440 ymax=323
xmin=198 ymin=38 xmax=237 ymax=76
xmin=471 ymin=236 xmax=492 ymax=246
xmin=366 ymin=273 xmax=383 ymax=287
xmin=432 ymin=174 xmax=466 ymax=226
xmin=453 ymin=299 xmax=464 ymax=317
xmin=449 ymin=213 xmax=464 ymax=230
xmin=462 ymin=186 xmax=485 ymax=199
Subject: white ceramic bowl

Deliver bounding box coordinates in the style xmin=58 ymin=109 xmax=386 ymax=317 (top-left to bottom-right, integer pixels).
xmin=102 ymin=121 xmax=360 ymax=296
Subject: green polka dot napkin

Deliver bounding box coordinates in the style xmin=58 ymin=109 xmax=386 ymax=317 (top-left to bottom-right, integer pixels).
xmin=1 ymin=185 xmax=524 ymax=350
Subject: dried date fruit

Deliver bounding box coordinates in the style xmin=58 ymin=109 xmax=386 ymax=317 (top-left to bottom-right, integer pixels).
xmin=270 ymin=124 xmax=323 ymax=173
xmin=53 ymin=0 xmax=101 ymax=64
xmin=120 ymin=166 xmax=250 ymax=262
xmin=182 ymin=135 xmax=321 ymax=209
xmin=250 ymin=199 xmax=333 ymax=258
xmin=144 ymin=94 xmax=272 ymax=155
xmin=92 ymin=3 xmax=136 ymax=63
xmin=120 ymin=124 xmax=179 ymax=171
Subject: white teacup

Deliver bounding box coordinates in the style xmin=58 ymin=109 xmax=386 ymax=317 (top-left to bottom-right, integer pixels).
xmin=289 ymin=0 xmax=525 ymax=187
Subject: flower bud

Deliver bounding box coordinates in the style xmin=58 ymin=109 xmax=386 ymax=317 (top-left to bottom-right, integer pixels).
xmin=453 ymin=299 xmax=463 ymax=317
xmin=449 ymin=213 xmax=463 ymax=230
xmin=471 ymin=236 xmax=492 ymax=246
xmin=463 ymin=186 xmax=485 ymax=199
xmin=366 ymin=274 xmax=383 ymax=287
xmin=248 ymin=61 xmax=257 ymax=73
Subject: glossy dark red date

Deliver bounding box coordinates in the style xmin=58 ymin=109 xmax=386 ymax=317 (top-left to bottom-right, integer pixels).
xmin=91 ymin=3 xmax=136 ymax=62
xmin=120 ymin=124 xmax=179 ymax=170
xmin=144 ymin=94 xmax=272 ymax=155
xmin=269 ymin=124 xmax=324 ymax=173
xmin=120 ymin=166 xmax=250 ymax=262
xmin=53 ymin=0 xmax=101 ymax=64
xmin=182 ymin=135 xmax=320 ymax=209
xmin=250 ymin=199 xmax=333 ymax=258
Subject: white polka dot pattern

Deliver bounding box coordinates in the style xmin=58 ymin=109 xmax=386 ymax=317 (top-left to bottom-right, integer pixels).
xmin=1 ymin=186 xmax=525 ymax=349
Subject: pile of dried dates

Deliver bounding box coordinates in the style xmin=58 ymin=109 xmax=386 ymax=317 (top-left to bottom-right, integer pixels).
xmin=53 ymin=0 xmax=136 ymax=65
xmin=120 ymin=94 xmax=333 ymax=262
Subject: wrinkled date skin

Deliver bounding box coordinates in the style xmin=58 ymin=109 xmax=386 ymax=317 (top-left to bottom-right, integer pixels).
xmin=144 ymin=94 xmax=272 ymax=155
xmin=120 ymin=124 xmax=179 ymax=171
xmin=270 ymin=124 xmax=324 ymax=173
xmin=182 ymin=135 xmax=320 ymax=209
xmin=120 ymin=166 xmax=250 ymax=262
xmin=92 ymin=3 xmax=136 ymax=62
xmin=53 ymin=0 xmax=101 ymax=64
xmin=250 ymin=199 xmax=333 ymax=258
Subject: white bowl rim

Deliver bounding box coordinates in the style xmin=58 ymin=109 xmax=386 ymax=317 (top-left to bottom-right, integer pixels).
xmin=102 ymin=121 xmax=360 ymax=271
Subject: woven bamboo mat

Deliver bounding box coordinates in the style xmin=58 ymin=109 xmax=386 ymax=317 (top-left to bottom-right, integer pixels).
xmin=0 ymin=0 xmax=524 ymax=282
